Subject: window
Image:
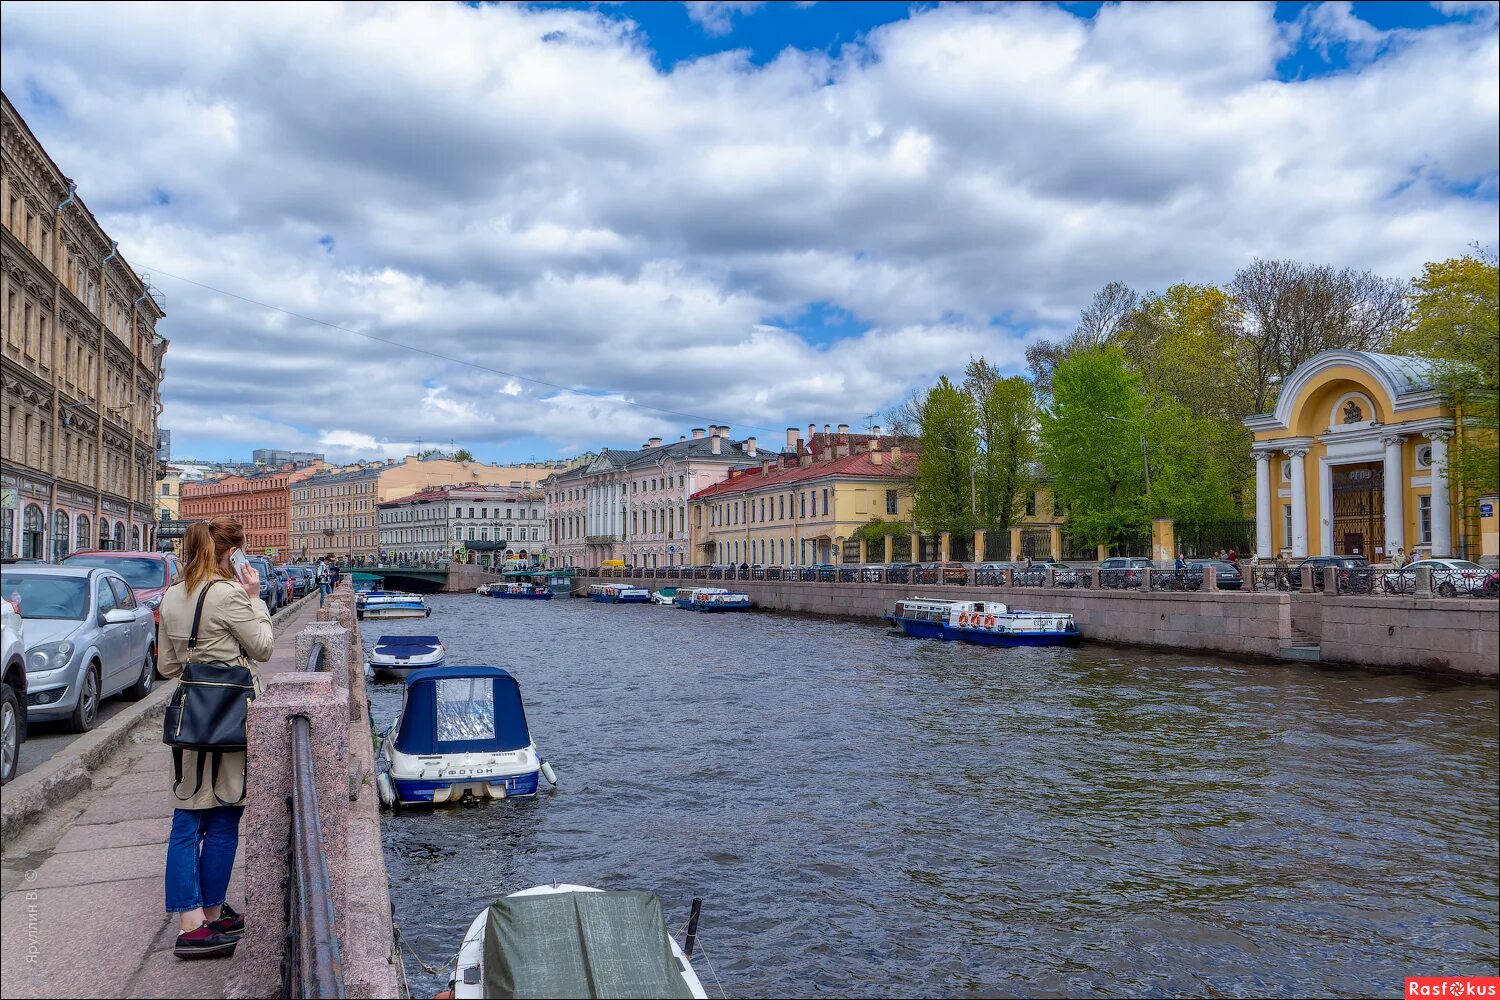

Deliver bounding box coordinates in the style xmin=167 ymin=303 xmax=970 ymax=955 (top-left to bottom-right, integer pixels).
xmin=1282 ymin=504 xmax=1292 ymax=546
xmin=52 ymin=511 xmax=70 ymax=562
xmin=1025 ymin=494 xmax=1037 ymax=517
xmin=1418 ymin=495 xmax=1432 ymax=544
xmin=109 ymin=577 xmax=137 ymax=609
xmin=886 ymin=489 xmax=898 ymax=515
xmin=95 ymin=576 xmax=118 ymax=615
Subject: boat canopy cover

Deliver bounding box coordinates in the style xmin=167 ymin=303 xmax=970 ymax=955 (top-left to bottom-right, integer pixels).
xmin=375 ymin=634 xmax=440 ymax=648
xmin=393 ymin=666 xmax=530 ymax=755
xmin=482 ymin=891 xmax=693 ymax=999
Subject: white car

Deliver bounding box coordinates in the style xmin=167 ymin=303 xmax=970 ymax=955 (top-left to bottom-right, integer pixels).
xmin=2 ymin=599 xmax=26 ymax=785
xmin=1382 ymin=559 xmax=1492 ymax=598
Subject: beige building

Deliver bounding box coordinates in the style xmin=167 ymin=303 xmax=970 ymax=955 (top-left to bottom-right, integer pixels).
xmin=689 ymin=428 xmax=917 ymax=566
xmin=291 ymin=455 xmax=572 ymax=562
xmin=1 ymin=92 xmax=168 ymax=559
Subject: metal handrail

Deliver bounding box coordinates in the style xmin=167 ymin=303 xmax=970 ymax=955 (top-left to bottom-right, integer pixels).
xmin=304 ymin=641 xmax=327 ymax=674
xmin=285 ymin=714 xmax=346 ymax=999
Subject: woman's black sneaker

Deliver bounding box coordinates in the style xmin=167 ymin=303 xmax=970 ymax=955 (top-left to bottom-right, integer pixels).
xmin=174 ymin=923 xmax=238 ymax=959
xmin=210 ymin=902 xmax=245 ymax=939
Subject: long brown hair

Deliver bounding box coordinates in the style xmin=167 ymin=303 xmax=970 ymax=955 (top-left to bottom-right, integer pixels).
xmin=181 ymin=515 xmax=246 ymax=593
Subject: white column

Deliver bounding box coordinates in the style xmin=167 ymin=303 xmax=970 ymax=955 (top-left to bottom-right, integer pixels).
xmin=1254 ymin=450 xmax=1273 ymax=558
xmin=1287 ymin=448 xmax=1310 ymax=558
xmin=1382 ymin=434 xmax=1406 ymax=559
xmin=1427 ymin=430 xmax=1453 ymax=557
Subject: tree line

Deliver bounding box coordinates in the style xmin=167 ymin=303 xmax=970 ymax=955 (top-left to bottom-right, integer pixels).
xmin=885 ymin=250 xmax=1498 ymax=554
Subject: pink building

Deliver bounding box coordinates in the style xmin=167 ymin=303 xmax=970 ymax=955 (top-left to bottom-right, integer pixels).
xmin=542 ymin=426 xmax=762 ymax=568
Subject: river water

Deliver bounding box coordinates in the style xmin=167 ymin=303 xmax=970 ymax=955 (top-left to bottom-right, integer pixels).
xmin=370 ymin=594 xmax=1499 ymax=998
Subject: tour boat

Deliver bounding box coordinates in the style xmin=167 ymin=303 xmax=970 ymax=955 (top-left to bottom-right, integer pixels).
xmin=488 ymin=582 xmax=554 ymax=601
xmin=690 ymin=590 xmax=752 ymax=612
xmin=674 ymin=586 xmax=723 ymax=609
xmin=368 ymin=634 xmax=446 ymax=674
xmin=358 ymin=592 xmax=432 ymax=620
xmin=446 ymin=885 xmax=708 ymax=1000
xmin=886 ymin=599 xmax=1080 ymax=647
xmin=651 ymin=586 xmax=679 ymax=605
xmin=587 ymin=583 xmax=651 ymax=604
xmin=377 ymin=665 xmax=557 ymax=808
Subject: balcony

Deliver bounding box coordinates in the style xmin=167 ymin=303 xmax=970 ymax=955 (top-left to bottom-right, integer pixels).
xmin=586 ymin=533 xmax=623 ymax=545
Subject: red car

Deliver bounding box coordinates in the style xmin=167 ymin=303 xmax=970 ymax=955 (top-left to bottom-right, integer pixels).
xmin=61 ymin=550 xmax=180 ymax=626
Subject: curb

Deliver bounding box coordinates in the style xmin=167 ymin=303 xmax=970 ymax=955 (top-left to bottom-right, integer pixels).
xmin=0 ymin=590 xmax=320 ymax=846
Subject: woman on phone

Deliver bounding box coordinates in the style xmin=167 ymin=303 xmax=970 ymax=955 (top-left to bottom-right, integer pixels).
xmin=157 ymin=515 xmax=274 ymax=959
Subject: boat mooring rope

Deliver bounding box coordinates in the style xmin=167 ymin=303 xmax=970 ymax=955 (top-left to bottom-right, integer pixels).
xmin=392 ymin=920 xmax=459 ymax=977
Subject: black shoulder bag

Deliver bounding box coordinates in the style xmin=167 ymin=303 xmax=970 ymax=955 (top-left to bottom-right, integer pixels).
xmin=163 ymin=580 xmax=258 ymax=803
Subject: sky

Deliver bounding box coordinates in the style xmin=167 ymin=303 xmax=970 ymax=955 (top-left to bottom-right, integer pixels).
xmin=2 ymin=0 xmax=1496 ymax=464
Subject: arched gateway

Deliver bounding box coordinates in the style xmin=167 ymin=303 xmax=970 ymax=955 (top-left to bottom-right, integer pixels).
xmin=1244 ymin=350 xmax=1460 ymax=560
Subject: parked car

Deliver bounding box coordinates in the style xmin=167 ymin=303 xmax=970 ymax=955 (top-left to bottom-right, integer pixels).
xmin=1186 ymin=559 xmax=1243 ymax=590
xmin=272 ymin=566 xmax=293 ymax=604
xmin=1381 ymin=559 xmax=1491 ymax=598
xmin=1099 ymin=556 xmax=1151 ymax=589
xmin=61 ymin=550 xmax=180 ymax=628
xmin=1011 ymin=560 xmax=1082 ymax=587
xmin=286 ymin=565 xmax=314 ymax=597
xmin=247 ymin=555 xmax=279 ymax=612
xmin=2 ymin=600 xmax=26 ymax=785
xmin=2 ymin=566 xmax=156 ymax=732
xmin=1295 ymin=555 xmax=1371 ymax=593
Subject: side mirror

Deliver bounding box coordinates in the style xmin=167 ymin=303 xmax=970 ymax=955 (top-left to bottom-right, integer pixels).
xmin=102 ymin=608 xmax=135 ymax=626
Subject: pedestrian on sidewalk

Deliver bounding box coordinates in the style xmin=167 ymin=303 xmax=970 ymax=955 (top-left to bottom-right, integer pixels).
xmin=315 ymin=557 xmax=331 ymax=606
xmin=157 ymin=515 xmax=274 ymax=960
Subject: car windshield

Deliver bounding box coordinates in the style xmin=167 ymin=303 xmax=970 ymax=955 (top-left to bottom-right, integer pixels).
xmin=1445 ymin=561 xmax=1485 ymax=571
xmin=63 ymin=555 xmax=164 ymax=590
xmin=2 ymin=573 xmax=90 ymax=619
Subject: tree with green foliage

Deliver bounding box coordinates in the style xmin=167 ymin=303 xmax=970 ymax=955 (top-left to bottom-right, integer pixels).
xmin=1393 ymin=249 xmax=1500 ymax=498
xmin=963 ymin=358 xmax=1039 ymax=541
xmin=451 ymin=448 xmax=476 ymax=463
xmin=910 ymin=376 xmax=978 ymax=537
xmin=1039 ymin=348 xmax=1239 ymax=551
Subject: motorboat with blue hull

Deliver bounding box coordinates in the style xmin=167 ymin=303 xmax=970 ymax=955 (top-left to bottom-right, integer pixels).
xmin=887 ymin=599 xmax=1080 ymax=647
xmin=587 ymin=583 xmax=651 ymax=604
xmin=487 ymin=582 xmax=554 ymax=600
xmin=377 ymin=665 xmax=557 ymax=808
xmin=368 ymin=634 xmax=446 ymax=676
xmin=691 ymin=590 xmax=752 ymax=612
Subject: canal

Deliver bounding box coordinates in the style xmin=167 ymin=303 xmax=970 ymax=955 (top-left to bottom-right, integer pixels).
xmin=369 ymin=594 xmax=1499 ymax=998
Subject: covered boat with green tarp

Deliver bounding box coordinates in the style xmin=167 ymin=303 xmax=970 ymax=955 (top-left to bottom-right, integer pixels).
xmin=449 ymin=885 xmax=707 ymax=999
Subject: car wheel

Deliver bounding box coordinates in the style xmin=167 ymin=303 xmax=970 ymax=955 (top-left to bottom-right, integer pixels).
xmin=1 ymin=683 xmax=20 ymax=786
xmin=68 ymin=663 xmax=101 ymax=733
xmin=124 ymin=647 xmax=156 ymax=701
xmin=1437 ymin=582 xmax=1458 ymax=598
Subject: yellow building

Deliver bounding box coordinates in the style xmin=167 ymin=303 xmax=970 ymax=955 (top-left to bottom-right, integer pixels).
xmin=156 ymin=465 xmax=184 ymax=523
xmin=688 ymin=430 xmax=916 ymax=565
xmin=1244 ymin=350 xmax=1470 ymax=561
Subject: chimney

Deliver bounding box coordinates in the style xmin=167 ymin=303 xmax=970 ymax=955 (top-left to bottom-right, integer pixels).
xmin=719 ymin=425 xmax=731 ymax=439
xmin=820 ymin=442 xmax=833 ymax=462
xmin=745 ymin=436 xmax=757 ymax=457
xmin=711 ymin=435 xmax=721 ymax=455
xmin=868 ymin=435 xmax=880 ymax=453
xmin=761 ymin=459 xmax=772 ymax=475
xmin=823 ymin=423 xmax=831 ymax=436
xmin=692 ymin=427 xmax=706 ymax=439
xmin=892 ymin=445 xmax=902 ymax=463
xmin=872 ymin=424 xmax=882 ymax=436
xmin=807 ymin=423 xmax=816 ymax=444
xmin=871 ymin=449 xmax=884 ymax=466
xmin=785 ymin=427 xmax=798 ymax=450
xmin=649 ymin=437 xmax=662 ymax=448
xmin=679 ymin=435 xmax=686 ymax=443
xmin=837 ymin=423 xmax=849 ymax=435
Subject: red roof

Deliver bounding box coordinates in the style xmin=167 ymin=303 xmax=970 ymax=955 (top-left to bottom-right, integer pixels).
xmin=690 ymin=447 xmax=914 ymax=501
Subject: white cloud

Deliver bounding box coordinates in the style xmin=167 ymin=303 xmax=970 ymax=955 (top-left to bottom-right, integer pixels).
xmin=684 ymin=2 xmax=767 ymax=37
xmin=0 ymin=0 xmax=1493 ymax=461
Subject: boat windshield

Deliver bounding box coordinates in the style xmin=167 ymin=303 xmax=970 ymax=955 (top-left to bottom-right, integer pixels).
xmin=436 ymin=678 xmax=497 ymax=743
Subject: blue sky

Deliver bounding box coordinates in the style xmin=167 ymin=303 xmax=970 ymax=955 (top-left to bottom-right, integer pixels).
xmin=2 ymin=0 xmax=1495 ymax=464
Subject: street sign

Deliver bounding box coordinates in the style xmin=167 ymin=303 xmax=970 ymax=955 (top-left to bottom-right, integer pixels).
xmin=1482 ymin=502 xmax=1495 ymax=518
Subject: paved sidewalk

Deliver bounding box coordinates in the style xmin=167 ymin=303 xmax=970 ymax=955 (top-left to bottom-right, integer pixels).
xmin=0 ymin=599 xmax=321 ymax=1000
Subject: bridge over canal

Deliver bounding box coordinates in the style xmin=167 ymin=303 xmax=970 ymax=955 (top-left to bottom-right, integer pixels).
xmin=338 ymin=562 xmax=504 ymax=593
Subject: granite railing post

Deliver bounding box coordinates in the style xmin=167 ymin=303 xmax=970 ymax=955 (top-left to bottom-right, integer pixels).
xmin=319 ymin=593 xmax=364 ymax=720
xmin=1044 ymin=566 xmax=1056 ymax=589
xmin=295 ymin=623 xmax=351 ymax=705
xmin=1323 ymin=567 xmax=1340 ymax=595
xmin=1091 ymin=568 xmax=1101 ymax=589
xmin=1415 ymin=565 xmax=1433 ymax=598
xmin=1241 ymin=563 xmax=1255 ymax=591
xmin=1300 ymin=564 xmax=1316 ymax=594
xmin=1205 ymin=565 xmax=1218 ymax=592
xmin=1141 ymin=567 xmax=1152 ymax=592
xmin=236 ymin=672 xmax=349 ymax=1000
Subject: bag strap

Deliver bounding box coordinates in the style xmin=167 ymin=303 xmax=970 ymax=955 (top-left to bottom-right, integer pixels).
xmin=187 ymin=579 xmax=248 ymax=660
xmin=171 ymin=747 xmax=210 ymax=802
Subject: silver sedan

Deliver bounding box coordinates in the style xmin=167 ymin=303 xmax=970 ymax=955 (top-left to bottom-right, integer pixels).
xmin=1 ymin=565 xmax=157 ymax=732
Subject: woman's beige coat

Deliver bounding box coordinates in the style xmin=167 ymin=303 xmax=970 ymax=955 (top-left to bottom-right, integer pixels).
xmin=158 ymin=578 xmax=274 ymax=809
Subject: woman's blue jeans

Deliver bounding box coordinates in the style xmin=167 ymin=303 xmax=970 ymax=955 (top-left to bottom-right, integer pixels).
xmin=164 ymin=805 xmax=243 ymax=913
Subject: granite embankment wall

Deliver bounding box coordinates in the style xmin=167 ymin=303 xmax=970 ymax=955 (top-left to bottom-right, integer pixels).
xmin=583 ymin=576 xmax=1497 ymax=679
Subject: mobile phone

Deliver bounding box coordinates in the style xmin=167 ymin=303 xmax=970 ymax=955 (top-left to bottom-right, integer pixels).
xmin=230 ymin=548 xmax=252 ymax=576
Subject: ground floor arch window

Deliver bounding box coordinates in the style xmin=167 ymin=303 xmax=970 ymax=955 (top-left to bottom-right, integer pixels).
xmin=99 ymin=518 xmax=113 ymax=549
xmin=131 ymin=525 xmax=141 ymax=550
xmin=22 ymin=504 xmax=45 ymax=560
xmin=53 ymin=511 xmax=70 ymax=561
xmin=76 ymin=514 xmax=91 ymax=551
xmin=114 ymin=522 xmax=125 ymax=550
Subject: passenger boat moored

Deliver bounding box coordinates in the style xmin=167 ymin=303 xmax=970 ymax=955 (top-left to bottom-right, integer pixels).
xmin=691 ymin=590 xmax=752 ymax=612
xmin=359 ymin=592 xmax=432 ymax=620
xmin=446 ymin=885 xmax=708 ymax=999
xmin=651 ymin=586 xmax=679 ymax=605
xmin=887 ymin=599 xmax=1080 ymax=646
xmin=489 ymin=582 xmax=554 ymax=600
xmin=377 ymin=665 xmax=557 ymax=808
xmin=587 ymin=583 xmax=652 ymax=604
